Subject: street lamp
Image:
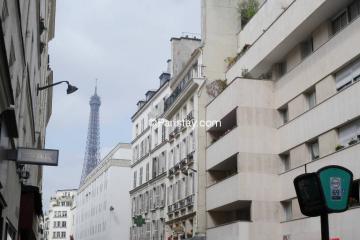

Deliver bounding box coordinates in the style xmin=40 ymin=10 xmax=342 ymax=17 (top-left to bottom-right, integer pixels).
xmin=37 ymin=81 xmax=78 ymax=95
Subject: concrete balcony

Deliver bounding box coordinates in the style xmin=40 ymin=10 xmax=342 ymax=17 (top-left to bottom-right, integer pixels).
xmin=227 ymin=0 xmax=350 ymax=80
xmin=206 ymin=78 xmax=274 ymax=128
xmin=237 ymin=0 xmax=293 ymax=53
xmin=207 ymin=127 xmax=239 ymax=170
xmin=281 ymin=207 xmax=360 ymax=240
xmin=279 ymin=81 xmax=360 ymax=152
xmin=207 ymin=221 xmax=250 ymax=240
xmin=280 ymin=143 xmax=360 ymax=200
xmin=275 ymin=16 xmax=360 ymax=108
xmin=206 ymin=173 xmax=279 ymax=211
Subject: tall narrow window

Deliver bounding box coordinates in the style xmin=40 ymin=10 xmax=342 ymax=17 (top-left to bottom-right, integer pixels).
xmin=300 ymin=37 xmax=313 ymax=59
xmin=282 ymin=200 xmax=293 ymax=221
xmin=146 ymin=163 xmax=149 ymax=182
xmin=349 ymin=0 xmax=360 ymax=22
xmin=332 ymin=11 xmax=348 ymax=34
xmin=279 ymin=105 xmax=289 ymax=124
xmin=309 ymin=140 xmax=319 ymax=160
xmin=306 ymin=89 xmax=316 ymax=109
xmin=281 ymin=153 xmax=290 ymax=172
xmin=1 ymin=0 xmax=9 ymax=31
xmin=133 ymin=171 xmax=137 ymax=188
xmin=139 ymin=167 xmax=143 ymax=185
xmin=162 ymin=125 xmax=166 ymax=142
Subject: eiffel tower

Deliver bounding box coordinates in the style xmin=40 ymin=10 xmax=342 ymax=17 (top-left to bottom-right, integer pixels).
xmin=80 ymin=83 xmax=101 ymax=185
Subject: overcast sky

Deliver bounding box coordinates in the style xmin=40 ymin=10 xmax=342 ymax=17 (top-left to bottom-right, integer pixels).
xmin=43 ymin=0 xmax=201 ymax=210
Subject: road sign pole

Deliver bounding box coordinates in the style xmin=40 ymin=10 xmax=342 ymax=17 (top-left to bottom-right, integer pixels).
xmin=320 ymin=213 xmax=329 ymax=240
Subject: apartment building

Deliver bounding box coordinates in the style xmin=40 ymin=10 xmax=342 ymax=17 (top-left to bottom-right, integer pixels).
xmin=75 ymin=143 xmax=131 ymax=240
xmin=161 ymin=1 xmax=242 ymax=239
xmin=45 ymin=190 xmax=76 ymax=240
xmin=130 ymin=66 xmax=171 ymax=240
xmin=0 ymin=0 xmax=56 ymax=239
xmin=163 ymin=38 xmax=205 ymax=240
xmin=205 ymin=0 xmax=360 ymax=240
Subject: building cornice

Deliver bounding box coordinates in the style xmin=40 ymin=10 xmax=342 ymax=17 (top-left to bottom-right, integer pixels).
xmin=79 ymin=158 xmax=131 ymax=193
xmin=129 ymin=172 xmax=167 ymax=195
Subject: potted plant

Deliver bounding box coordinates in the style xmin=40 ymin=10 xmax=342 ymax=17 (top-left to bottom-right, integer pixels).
xmin=335 ymin=144 xmax=345 ymax=151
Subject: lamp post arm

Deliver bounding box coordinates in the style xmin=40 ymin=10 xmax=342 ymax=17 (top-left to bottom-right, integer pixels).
xmin=38 ymin=81 xmax=70 ymax=91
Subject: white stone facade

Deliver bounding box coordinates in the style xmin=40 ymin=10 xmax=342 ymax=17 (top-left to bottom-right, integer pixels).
xmin=45 ymin=190 xmax=77 ymax=240
xmin=75 ymin=143 xmax=131 ymax=240
xmin=205 ymin=0 xmax=360 ymax=240
xmin=130 ymin=69 xmax=171 ymax=240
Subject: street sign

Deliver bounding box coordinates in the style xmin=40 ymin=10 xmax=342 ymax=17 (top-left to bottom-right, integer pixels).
xmin=294 ymin=173 xmax=326 ymax=217
xmin=14 ymin=148 xmax=59 ymax=166
xmin=133 ymin=215 xmax=145 ymax=227
xmin=318 ymin=166 xmax=353 ymax=213
xmin=294 ymin=165 xmax=353 ymax=240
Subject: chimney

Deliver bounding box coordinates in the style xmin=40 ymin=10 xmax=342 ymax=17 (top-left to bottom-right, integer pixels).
xmin=166 ymin=59 xmax=172 ymax=74
xmin=170 ymin=37 xmax=201 ymax=80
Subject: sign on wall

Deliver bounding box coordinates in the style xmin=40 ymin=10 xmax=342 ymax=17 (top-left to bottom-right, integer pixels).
xmin=5 ymin=148 xmax=59 ymax=166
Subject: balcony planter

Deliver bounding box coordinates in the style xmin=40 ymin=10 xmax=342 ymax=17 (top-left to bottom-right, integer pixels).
xmin=206 ymin=79 xmax=227 ymax=98
xmin=348 ymin=139 xmax=358 ymax=145
xmin=238 ymin=0 xmax=259 ymax=28
xmin=335 ymin=144 xmax=345 ymax=151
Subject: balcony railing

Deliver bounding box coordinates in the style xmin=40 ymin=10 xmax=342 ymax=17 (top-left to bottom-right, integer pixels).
xmin=187 ymin=110 xmax=194 ymax=121
xmin=164 ymin=79 xmax=192 ymax=112
xmin=187 ymin=151 xmax=195 ymax=164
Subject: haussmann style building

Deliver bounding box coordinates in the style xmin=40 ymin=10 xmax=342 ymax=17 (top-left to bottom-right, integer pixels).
xmin=0 ymin=0 xmax=56 ymax=239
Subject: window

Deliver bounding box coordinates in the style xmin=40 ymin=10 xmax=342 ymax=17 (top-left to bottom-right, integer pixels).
xmin=133 ymin=171 xmax=137 ymax=188
xmin=277 ymin=62 xmax=287 ymax=77
xmin=1 ymin=0 xmax=9 ymax=31
xmin=335 ymin=58 xmax=360 ymax=91
xmin=281 ymin=153 xmax=290 ymax=172
xmin=309 ymin=140 xmax=319 ymax=160
xmin=154 ymin=128 xmax=158 ymax=146
xmin=139 ymin=167 xmax=143 ymax=185
xmin=306 ymin=89 xmax=316 ymax=109
xmin=332 ymin=11 xmax=348 ymax=34
xmin=279 ymin=105 xmax=289 ymax=124
xmin=339 ymin=119 xmax=360 ymax=146
xmin=300 ymin=37 xmax=313 ymax=59
xmin=141 ymin=119 xmax=145 ymax=132
xmin=282 ymin=200 xmax=293 ymax=221
xmin=349 ymin=0 xmax=360 ymax=22
xmin=146 ymin=163 xmax=149 ymax=182
xmin=349 ymin=180 xmax=360 ymax=207
xmin=147 ymin=135 xmax=151 ymax=152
